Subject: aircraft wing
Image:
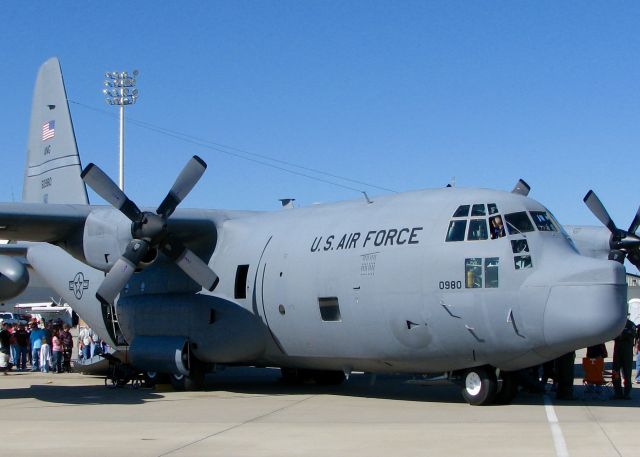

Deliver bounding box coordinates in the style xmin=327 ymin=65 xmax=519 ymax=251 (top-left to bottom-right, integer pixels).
xmin=0 ymin=202 xmax=91 ymax=242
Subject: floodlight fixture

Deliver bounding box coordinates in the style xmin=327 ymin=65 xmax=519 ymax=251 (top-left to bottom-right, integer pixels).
xmin=102 ymin=69 xmax=140 ymax=191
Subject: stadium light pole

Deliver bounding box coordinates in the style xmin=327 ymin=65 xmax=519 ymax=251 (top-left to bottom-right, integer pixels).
xmin=103 ymin=70 xmax=139 ymax=191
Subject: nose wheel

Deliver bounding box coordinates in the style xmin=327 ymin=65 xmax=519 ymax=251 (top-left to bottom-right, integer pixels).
xmin=461 ymin=366 xmax=497 ymax=405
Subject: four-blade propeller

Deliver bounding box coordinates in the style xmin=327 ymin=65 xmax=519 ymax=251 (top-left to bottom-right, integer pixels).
xmin=583 ymin=190 xmax=640 ymax=268
xmin=81 ymin=155 xmax=218 ymax=305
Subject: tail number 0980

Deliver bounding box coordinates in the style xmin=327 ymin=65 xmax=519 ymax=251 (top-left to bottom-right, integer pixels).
xmin=438 ymin=280 xmax=462 ymax=290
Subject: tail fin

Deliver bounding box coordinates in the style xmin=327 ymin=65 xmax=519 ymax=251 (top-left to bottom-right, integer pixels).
xmin=23 ymin=57 xmax=89 ymax=204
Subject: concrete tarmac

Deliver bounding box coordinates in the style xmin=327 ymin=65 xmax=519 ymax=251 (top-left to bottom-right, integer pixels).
xmin=1 ymin=367 xmax=637 ymax=457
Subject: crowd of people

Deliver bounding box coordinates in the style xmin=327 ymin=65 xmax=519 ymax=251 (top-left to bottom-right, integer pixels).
xmin=0 ymin=319 xmax=105 ymax=374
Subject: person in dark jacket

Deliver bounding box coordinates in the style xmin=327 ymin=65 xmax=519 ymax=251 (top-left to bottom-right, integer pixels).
xmin=612 ymin=318 xmax=636 ymax=399
xmin=0 ymin=322 xmax=11 ymax=374
xmin=59 ymin=324 xmax=73 ymax=373
xmin=14 ymin=324 xmax=29 ymax=371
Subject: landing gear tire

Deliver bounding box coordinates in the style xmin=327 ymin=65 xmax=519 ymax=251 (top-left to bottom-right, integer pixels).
xmin=143 ymin=371 xmax=164 ymax=388
xmin=493 ymin=371 xmax=518 ymax=405
xmin=170 ymin=373 xmax=187 ymax=391
xmin=461 ymin=366 xmax=497 ymax=406
xmin=170 ymin=370 xmax=205 ymax=391
xmin=170 ymin=358 xmax=206 ymax=391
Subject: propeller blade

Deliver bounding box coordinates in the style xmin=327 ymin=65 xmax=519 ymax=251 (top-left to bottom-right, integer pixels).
xmin=81 ymin=163 xmax=141 ymax=221
xmin=628 ymin=205 xmax=640 ymax=235
xmin=162 ymin=237 xmax=218 ymax=291
xmin=627 ymin=250 xmax=640 ymax=270
xmin=583 ymin=190 xmax=618 ymax=234
xmin=96 ymin=239 xmax=149 ymax=305
xmin=156 ymin=156 xmax=207 ymax=218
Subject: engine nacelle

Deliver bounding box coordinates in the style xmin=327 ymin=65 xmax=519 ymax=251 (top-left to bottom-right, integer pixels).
xmin=129 ymin=336 xmax=190 ymax=375
xmin=82 ymin=209 xmax=136 ymax=271
xmin=0 ymin=255 xmax=29 ymax=301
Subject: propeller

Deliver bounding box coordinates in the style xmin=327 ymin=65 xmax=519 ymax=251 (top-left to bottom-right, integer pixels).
xmin=583 ymin=190 xmax=640 ymax=267
xmin=81 ymin=156 xmax=218 ymax=305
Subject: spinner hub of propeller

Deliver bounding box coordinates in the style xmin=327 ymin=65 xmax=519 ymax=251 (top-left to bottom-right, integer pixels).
xmin=133 ymin=212 xmax=167 ymax=244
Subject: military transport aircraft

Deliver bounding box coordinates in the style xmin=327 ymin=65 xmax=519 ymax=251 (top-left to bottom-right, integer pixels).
xmin=0 ymin=58 xmax=635 ymax=405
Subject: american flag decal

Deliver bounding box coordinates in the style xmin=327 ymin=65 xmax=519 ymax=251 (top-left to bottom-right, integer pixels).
xmin=42 ymin=120 xmax=55 ymax=141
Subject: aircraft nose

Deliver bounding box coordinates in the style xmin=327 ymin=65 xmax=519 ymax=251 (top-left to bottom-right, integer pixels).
xmin=539 ymin=258 xmax=627 ymax=357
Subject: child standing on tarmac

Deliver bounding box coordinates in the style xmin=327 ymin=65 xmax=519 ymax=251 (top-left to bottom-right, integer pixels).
xmin=39 ymin=337 xmax=51 ymax=373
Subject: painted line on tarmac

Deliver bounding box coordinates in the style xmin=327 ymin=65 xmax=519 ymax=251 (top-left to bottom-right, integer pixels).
xmin=544 ymin=395 xmax=569 ymax=457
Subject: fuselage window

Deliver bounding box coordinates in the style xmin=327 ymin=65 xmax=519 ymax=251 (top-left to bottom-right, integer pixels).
xmin=471 ymin=204 xmax=486 ymax=216
xmin=453 ymin=205 xmax=470 ymax=217
xmin=489 ymin=215 xmax=505 ymax=239
xmin=485 ymin=257 xmax=499 ymax=288
xmin=504 ymin=212 xmax=535 ymax=235
xmin=514 ymin=255 xmax=533 ymax=270
xmin=530 ymin=211 xmax=558 ymax=232
xmin=318 ymin=297 xmax=342 ymax=322
xmin=446 ymin=220 xmax=467 ymax=242
xmin=511 ymin=239 xmax=529 ymax=254
xmin=488 ymin=203 xmax=499 ymax=215
xmin=467 ymin=219 xmax=488 ymax=240
xmin=465 ymin=258 xmax=483 ymax=288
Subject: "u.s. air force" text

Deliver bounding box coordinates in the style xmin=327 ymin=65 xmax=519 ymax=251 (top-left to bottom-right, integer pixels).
xmin=310 ymin=227 xmax=423 ymax=252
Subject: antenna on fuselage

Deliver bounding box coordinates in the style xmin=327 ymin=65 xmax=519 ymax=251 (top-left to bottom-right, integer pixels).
xmin=511 ymin=179 xmax=531 ymax=196
xmin=361 ymin=191 xmax=373 ymax=204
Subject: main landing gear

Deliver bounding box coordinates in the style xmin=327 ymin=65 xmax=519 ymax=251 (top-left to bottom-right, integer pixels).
xmin=143 ymin=356 xmax=208 ymax=391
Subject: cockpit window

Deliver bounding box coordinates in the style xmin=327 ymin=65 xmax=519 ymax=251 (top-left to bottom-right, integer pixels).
xmin=488 ymin=203 xmax=499 ymax=215
xmin=467 ymin=219 xmax=488 ymax=240
xmin=514 ymin=255 xmax=532 ymax=269
xmin=504 ymin=212 xmax=534 ymax=235
xmin=511 ymin=239 xmax=529 ymax=253
xmin=529 ymin=211 xmax=558 ymax=232
xmin=446 ymin=220 xmax=467 ymax=241
xmin=453 ymin=205 xmax=470 ymax=217
xmin=471 ymin=204 xmax=486 ymax=216
xmin=489 ymin=215 xmax=505 ymax=239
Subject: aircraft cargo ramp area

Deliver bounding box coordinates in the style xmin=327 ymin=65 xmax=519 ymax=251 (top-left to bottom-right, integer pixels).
xmin=1 ymin=366 xmax=637 ymax=457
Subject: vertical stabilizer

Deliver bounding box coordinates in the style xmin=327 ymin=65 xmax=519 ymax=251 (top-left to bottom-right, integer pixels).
xmin=23 ymin=57 xmax=89 ymax=204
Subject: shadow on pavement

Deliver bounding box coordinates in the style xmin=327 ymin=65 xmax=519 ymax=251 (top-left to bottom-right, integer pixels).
xmin=199 ymin=366 xmax=640 ymax=408
xmin=0 ymin=374 xmax=162 ymax=405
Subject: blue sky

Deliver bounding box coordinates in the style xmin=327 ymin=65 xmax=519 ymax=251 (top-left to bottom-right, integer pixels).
xmin=0 ymin=1 xmax=638 ymax=228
